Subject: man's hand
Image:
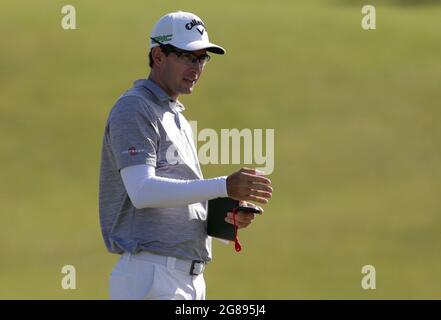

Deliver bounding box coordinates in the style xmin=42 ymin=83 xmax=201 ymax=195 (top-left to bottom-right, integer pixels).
xmin=226 ymin=167 xmax=273 ymax=204
xmin=224 ymin=201 xmax=263 ymax=229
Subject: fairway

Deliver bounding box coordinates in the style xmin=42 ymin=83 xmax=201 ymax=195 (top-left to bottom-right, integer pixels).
xmin=1 ymin=0 xmax=441 ymax=299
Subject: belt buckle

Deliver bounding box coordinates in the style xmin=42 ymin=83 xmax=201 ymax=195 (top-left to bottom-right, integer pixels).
xmin=190 ymin=260 xmax=205 ymax=275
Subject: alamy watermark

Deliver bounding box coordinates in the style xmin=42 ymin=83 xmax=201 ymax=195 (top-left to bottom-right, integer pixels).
xmin=61 ymin=5 xmax=77 ymax=30
xmin=361 ymin=264 xmax=376 ymax=290
xmin=165 ymin=121 xmax=275 ymax=174
xmin=361 ymin=5 xmax=376 ymax=30
xmin=62 ymin=5 xmax=376 ymax=32
xmin=61 ymin=265 xmax=76 ymax=290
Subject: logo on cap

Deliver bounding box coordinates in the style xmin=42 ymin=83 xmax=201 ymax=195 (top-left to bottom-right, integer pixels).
xmin=152 ymin=34 xmax=173 ymax=43
xmin=185 ymin=19 xmax=206 ymax=31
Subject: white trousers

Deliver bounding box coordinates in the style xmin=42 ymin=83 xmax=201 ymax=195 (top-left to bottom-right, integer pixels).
xmin=109 ymin=252 xmax=206 ymax=300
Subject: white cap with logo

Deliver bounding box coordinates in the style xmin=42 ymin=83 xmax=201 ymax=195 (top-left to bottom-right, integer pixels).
xmin=150 ymin=11 xmax=226 ymax=54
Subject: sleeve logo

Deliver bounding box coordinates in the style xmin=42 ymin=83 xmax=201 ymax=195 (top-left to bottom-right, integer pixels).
xmin=121 ymin=146 xmax=145 ymax=156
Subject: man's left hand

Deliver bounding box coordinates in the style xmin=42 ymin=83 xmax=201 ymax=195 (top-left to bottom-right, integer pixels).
xmin=224 ymin=201 xmax=263 ymax=229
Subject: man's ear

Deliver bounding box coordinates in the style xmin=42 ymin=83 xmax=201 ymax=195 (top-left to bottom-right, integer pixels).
xmin=151 ymin=46 xmax=165 ymax=67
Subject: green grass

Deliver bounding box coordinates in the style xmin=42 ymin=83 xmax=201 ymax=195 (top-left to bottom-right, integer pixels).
xmin=1 ymin=0 xmax=440 ymax=299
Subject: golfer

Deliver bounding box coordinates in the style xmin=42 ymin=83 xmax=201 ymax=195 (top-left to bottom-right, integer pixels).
xmin=99 ymin=11 xmax=273 ymax=300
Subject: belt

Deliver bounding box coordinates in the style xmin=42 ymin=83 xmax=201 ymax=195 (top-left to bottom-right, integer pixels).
xmin=123 ymin=251 xmax=206 ymax=276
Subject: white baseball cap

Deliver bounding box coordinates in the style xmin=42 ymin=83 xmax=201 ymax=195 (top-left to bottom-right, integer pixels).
xmin=150 ymin=11 xmax=226 ymax=54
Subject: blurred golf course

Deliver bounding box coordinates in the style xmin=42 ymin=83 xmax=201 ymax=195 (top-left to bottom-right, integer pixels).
xmin=1 ymin=0 xmax=440 ymax=299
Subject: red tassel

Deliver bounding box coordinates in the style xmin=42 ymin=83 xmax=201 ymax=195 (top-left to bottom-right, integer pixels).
xmin=232 ymin=208 xmax=242 ymax=252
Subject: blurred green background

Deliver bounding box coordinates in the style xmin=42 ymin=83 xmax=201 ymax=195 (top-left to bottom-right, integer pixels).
xmin=1 ymin=0 xmax=440 ymax=299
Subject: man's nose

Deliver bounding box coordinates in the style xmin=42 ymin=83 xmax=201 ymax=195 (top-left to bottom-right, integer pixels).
xmin=192 ymin=61 xmax=203 ymax=73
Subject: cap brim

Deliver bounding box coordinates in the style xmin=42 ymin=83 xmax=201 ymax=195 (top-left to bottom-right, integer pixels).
xmin=174 ymin=40 xmax=226 ymax=55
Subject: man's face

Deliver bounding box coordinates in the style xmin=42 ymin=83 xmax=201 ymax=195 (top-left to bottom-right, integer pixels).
xmin=159 ymin=48 xmax=208 ymax=98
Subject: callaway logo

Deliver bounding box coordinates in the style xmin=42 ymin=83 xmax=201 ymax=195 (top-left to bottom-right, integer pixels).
xmin=185 ymin=19 xmax=206 ymax=35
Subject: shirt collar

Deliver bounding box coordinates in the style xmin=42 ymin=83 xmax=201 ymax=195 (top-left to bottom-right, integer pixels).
xmin=134 ymin=78 xmax=185 ymax=113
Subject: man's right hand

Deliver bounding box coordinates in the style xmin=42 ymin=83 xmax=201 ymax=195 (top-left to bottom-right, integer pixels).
xmin=226 ymin=168 xmax=273 ymax=204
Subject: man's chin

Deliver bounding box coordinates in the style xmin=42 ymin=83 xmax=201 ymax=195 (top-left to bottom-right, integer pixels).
xmin=180 ymin=86 xmax=195 ymax=95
